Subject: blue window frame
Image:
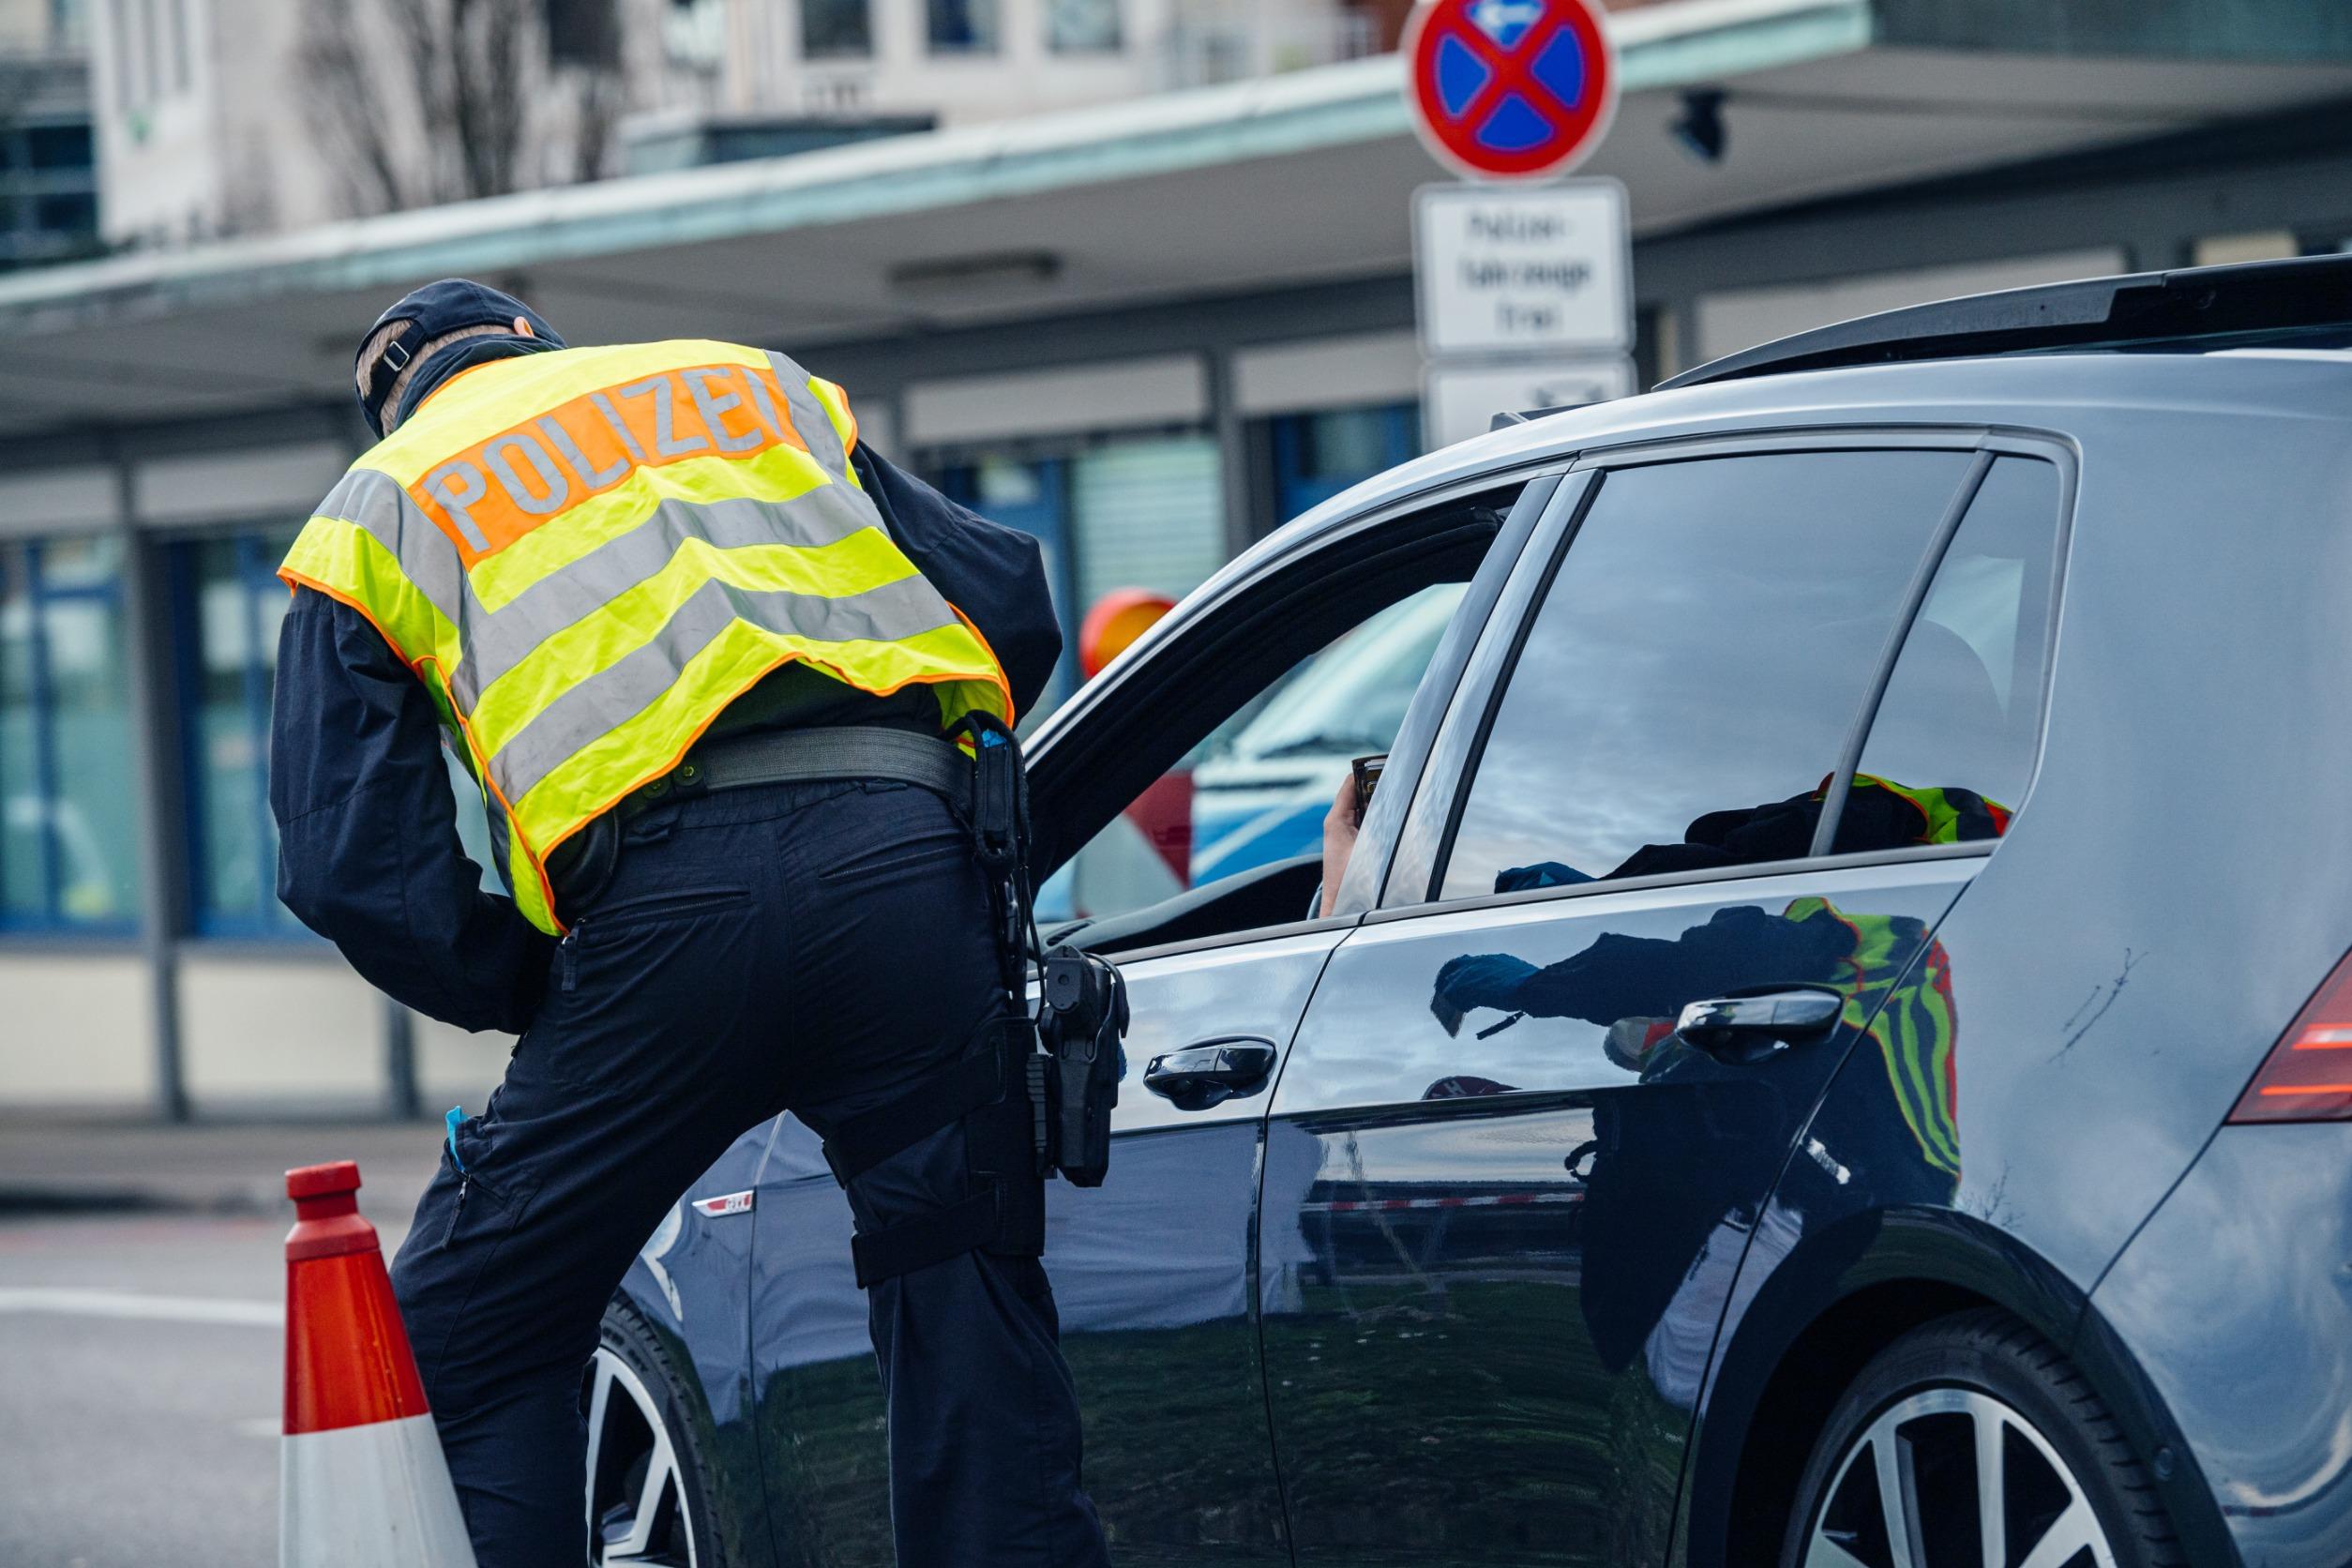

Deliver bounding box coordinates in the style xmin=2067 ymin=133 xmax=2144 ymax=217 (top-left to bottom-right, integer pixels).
xmin=933 ymin=454 xmax=1083 ymax=710
xmin=171 ymin=529 xmax=305 ymax=937
xmin=927 ymin=0 xmax=998 ymax=52
xmin=0 ymin=535 xmax=141 ymax=933
xmin=1269 ymin=402 xmax=1419 ymax=520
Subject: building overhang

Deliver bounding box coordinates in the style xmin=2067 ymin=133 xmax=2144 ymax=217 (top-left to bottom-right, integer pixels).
xmin=3 ymin=0 xmax=2351 ymax=443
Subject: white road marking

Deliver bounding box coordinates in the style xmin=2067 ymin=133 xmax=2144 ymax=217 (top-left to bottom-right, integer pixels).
xmin=0 ymin=1288 xmax=281 ymax=1327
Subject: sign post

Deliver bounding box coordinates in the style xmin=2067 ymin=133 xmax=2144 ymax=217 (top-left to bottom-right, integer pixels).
xmin=1403 ymin=0 xmax=1635 ymax=445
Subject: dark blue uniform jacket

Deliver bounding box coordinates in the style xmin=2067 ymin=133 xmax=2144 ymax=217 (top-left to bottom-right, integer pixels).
xmin=270 ymin=445 xmax=1062 ymax=1035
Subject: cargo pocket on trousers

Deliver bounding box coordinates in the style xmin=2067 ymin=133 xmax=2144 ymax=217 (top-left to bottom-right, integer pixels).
xmin=398 ymin=1118 xmax=544 ymax=1395
xmin=440 ymin=1115 xmax=536 ymax=1252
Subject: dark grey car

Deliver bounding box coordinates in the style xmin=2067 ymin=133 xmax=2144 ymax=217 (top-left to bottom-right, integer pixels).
xmin=586 ymin=254 xmax=2352 ymax=1568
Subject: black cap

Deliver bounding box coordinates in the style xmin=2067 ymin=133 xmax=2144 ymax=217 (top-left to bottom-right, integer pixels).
xmin=354 ymin=279 xmax=564 ymax=437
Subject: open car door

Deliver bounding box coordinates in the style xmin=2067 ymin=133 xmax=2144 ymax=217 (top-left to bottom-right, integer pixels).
xmin=743 ymin=468 xmax=1560 ymax=1567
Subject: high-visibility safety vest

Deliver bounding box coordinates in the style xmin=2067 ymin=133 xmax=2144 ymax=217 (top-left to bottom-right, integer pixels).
xmin=1830 ymin=774 xmax=2013 ymax=845
xmin=1783 ymin=897 xmax=1959 ymax=1180
xmin=280 ymin=339 xmax=1014 ymax=936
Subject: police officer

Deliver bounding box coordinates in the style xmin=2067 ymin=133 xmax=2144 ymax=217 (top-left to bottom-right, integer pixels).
xmin=269 ymin=279 xmax=1110 ymax=1568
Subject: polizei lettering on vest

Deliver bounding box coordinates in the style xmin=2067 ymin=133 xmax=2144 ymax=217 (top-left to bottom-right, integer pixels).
xmin=406 ymin=362 xmax=811 ymax=565
xmin=482 ymin=431 xmax=573 ymax=517
xmin=684 ymin=368 xmax=766 ymax=454
xmin=423 ymin=460 xmax=493 ymax=552
xmin=622 ymin=374 xmax=711 ymax=459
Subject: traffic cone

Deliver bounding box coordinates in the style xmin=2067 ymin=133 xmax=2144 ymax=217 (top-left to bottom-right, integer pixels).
xmin=281 ymin=1160 xmax=478 ymax=1568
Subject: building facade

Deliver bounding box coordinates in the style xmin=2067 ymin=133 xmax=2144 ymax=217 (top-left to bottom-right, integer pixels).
xmin=83 ymin=0 xmax=1394 ymax=249
xmin=0 ymin=0 xmax=97 ymax=271
xmin=687 ymin=0 xmax=1386 ymax=124
xmin=6 ymin=0 xmax=2352 ymax=1119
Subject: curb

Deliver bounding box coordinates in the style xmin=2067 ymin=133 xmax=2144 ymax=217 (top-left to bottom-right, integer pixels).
xmin=0 ymin=1184 xmax=282 ymax=1217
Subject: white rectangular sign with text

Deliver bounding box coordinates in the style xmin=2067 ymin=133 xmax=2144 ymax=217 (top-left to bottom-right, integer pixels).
xmin=1415 ymin=180 xmax=1633 ymax=357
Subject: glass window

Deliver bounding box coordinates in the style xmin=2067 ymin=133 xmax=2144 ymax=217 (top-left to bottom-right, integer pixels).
xmin=930 ymin=432 xmax=1226 ymax=723
xmin=35 ymin=192 xmax=98 ymax=235
xmin=175 ymin=531 xmax=299 ymax=934
xmin=1045 ymin=581 xmax=1470 ymax=929
xmin=546 ymin=0 xmax=622 ymax=65
xmin=0 ymin=536 xmax=140 ymax=930
xmin=1438 ymin=450 xmax=1976 ymax=900
xmin=1269 ymin=403 xmax=1417 ymax=519
xmin=1070 ymin=432 xmax=1224 ymax=609
xmin=1046 ymin=0 xmax=1120 ymax=52
xmin=933 ymin=454 xmax=1079 ymax=716
xmin=1842 ymin=457 xmax=2061 ymax=847
xmin=178 ymin=530 xmax=499 ymax=936
xmin=927 ymin=0 xmax=997 ymax=51
xmin=25 ymin=124 xmax=93 ymax=171
xmin=802 ymin=0 xmax=871 ymax=54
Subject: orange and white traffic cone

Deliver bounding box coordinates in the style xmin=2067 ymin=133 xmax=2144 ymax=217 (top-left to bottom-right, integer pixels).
xmin=281 ymin=1160 xmax=478 ymax=1568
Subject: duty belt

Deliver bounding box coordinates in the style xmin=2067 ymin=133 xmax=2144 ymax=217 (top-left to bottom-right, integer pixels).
xmin=626 ymin=724 xmax=973 ymax=818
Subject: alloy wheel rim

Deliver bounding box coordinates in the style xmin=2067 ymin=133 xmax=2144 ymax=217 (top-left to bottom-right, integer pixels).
xmin=582 ymin=1346 xmax=698 ymax=1566
xmin=1805 ymin=1386 xmax=2117 ymax=1568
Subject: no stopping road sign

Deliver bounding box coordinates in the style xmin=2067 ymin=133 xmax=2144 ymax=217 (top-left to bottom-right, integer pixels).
xmin=1404 ymin=0 xmax=1620 ymax=182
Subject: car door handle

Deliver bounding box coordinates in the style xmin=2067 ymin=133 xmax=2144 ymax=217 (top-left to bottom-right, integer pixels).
xmin=1676 ymin=987 xmax=1845 ymax=1063
xmin=1143 ymin=1037 xmax=1278 ymax=1107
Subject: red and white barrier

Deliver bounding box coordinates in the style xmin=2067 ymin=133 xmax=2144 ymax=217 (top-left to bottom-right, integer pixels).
xmin=281 ymin=1160 xmax=477 ymax=1568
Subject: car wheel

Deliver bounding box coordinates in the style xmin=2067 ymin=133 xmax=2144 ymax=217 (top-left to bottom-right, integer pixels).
xmin=1782 ymin=1307 xmax=2183 ymax=1568
xmin=583 ymin=1298 xmax=721 ymax=1566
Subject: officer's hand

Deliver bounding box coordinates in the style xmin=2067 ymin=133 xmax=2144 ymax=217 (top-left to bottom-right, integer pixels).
xmin=1319 ymin=770 xmax=1361 ymax=918
xmin=1430 ymin=952 xmax=1541 ymax=1023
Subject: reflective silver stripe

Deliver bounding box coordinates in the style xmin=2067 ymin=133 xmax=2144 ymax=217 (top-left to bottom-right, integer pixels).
xmin=762 ymin=352 xmax=848 ymax=477
xmin=488 ymin=572 xmax=960 ymax=804
xmin=316 ymin=467 xmax=890 ymax=709
xmin=449 ymin=485 xmax=885 ymax=705
xmin=314 ymin=469 xmax=469 ymax=631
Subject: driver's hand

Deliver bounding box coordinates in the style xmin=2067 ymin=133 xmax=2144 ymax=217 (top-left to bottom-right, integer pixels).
xmin=1319 ymin=769 xmax=1361 ymax=918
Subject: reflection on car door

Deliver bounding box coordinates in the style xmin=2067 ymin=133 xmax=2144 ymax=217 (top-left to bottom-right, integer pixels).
xmin=1259 ymin=443 xmax=2042 ymax=1564
xmin=1261 ymin=862 xmax=1973 ymax=1565
xmin=743 ymin=934 xmax=1345 ymax=1568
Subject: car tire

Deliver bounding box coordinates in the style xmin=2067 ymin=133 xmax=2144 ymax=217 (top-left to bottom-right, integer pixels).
xmin=1780 ymin=1306 xmax=2184 ymax=1568
xmin=584 ymin=1297 xmax=724 ymax=1567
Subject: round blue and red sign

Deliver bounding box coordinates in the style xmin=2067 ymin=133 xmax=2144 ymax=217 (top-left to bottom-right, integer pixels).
xmin=1404 ymin=0 xmax=1619 ymax=181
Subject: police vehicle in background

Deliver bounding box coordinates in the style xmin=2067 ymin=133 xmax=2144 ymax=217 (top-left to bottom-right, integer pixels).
xmin=580 ymin=254 xmax=2352 ymax=1568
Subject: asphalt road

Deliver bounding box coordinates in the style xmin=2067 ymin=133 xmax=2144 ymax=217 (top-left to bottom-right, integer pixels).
xmin=0 ymin=1200 xmax=418 ymax=1567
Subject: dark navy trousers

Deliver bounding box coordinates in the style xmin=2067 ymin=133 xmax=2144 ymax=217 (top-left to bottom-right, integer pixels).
xmin=388 ymin=778 xmax=1109 ymax=1568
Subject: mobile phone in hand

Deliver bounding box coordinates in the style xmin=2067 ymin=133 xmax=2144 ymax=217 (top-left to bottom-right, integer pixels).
xmin=1350 ymin=754 xmax=1387 ymax=824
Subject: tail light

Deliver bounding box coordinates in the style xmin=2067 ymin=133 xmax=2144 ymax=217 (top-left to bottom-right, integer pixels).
xmin=2229 ymin=949 xmax=2352 ymax=1123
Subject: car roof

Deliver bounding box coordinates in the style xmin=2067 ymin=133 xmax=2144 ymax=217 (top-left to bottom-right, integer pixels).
xmin=1264 ymin=340 xmax=2352 ymax=560
xmin=1048 ymin=319 xmax=2352 ymax=755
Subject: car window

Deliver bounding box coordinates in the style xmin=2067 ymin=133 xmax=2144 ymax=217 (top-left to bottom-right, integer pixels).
xmin=1436 ymin=450 xmax=1976 ymax=902
xmin=1040 ymin=580 xmax=1469 ymax=927
xmin=1837 ymin=457 xmax=2061 ymax=848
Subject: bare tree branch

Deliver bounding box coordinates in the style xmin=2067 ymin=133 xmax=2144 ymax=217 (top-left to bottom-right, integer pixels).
xmin=297 ymin=0 xmax=623 ymax=219
xmin=296 ymin=0 xmax=414 ymax=215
